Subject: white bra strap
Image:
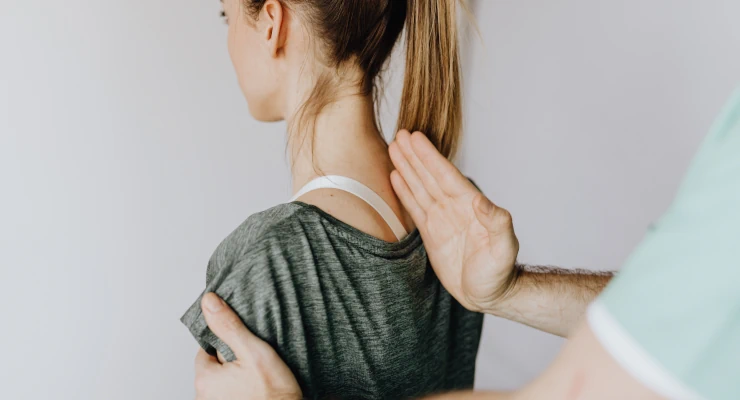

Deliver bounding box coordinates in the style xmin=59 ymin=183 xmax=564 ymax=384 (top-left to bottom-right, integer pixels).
xmin=290 ymin=175 xmax=409 ymax=241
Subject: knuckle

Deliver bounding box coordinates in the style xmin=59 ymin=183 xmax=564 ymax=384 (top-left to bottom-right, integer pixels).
xmin=493 ymin=207 xmax=512 ymax=223
xmin=500 ymin=209 xmax=513 ymax=223
xmin=253 ymin=343 xmax=275 ymax=363
xmin=502 ymin=209 xmax=513 ymax=222
xmin=222 ymin=313 xmax=243 ymax=332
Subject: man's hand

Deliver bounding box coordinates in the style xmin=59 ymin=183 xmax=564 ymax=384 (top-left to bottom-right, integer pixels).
xmin=389 ymin=130 xmax=520 ymax=313
xmin=390 ymin=130 xmax=612 ymax=337
xmin=194 ymin=293 xmax=302 ymax=400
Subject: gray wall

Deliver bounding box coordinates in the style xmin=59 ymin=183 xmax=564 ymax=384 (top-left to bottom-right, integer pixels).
xmin=2 ymin=1 xmax=290 ymax=399
xmin=1 ymin=0 xmax=738 ymax=399
xmin=464 ymin=0 xmax=740 ymax=390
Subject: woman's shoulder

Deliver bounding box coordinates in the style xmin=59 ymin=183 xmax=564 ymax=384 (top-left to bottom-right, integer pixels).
xmin=244 ymin=202 xmax=315 ymax=236
xmin=219 ymin=203 xmax=322 ymax=254
xmin=207 ymin=200 xmax=422 ymax=284
xmin=204 ymin=203 xmax=323 ymax=282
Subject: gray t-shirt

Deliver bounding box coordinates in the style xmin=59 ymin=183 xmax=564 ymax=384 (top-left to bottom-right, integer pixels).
xmin=181 ymin=202 xmax=483 ymax=399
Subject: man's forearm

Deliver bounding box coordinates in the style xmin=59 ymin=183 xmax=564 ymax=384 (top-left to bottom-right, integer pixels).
xmin=487 ymin=265 xmax=613 ymax=337
xmin=425 ymin=320 xmax=664 ymax=400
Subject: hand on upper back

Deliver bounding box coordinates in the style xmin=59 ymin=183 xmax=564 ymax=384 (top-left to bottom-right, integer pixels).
xmin=194 ymin=293 xmax=302 ymax=400
xmin=389 ymin=130 xmax=520 ymax=313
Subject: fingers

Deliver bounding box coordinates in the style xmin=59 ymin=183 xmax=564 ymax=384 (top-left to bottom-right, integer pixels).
xmin=195 ymin=348 xmax=220 ymax=374
xmin=390 ymin=170 xmax=427 ymax=227
xmin=472 ymin=193 xmax=514 ymax=236
xmin=194 ymin=349 xmax=217 ymax=398
xmin=389 ymin=136 xmax=433 ymax=210
xmin=408 ymin=131 xmax=474 ymax=197
xmin=394 ymin=130 xmax=446 ymax=202
xmin=201 ymin=292 xmax=259 ymax=361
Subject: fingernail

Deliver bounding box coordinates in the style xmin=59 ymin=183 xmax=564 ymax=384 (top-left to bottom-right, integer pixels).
xmin=203 ymin=293 xmax=224 ymax=313
xmin=479 ymin=197 xmax=494 ymax=215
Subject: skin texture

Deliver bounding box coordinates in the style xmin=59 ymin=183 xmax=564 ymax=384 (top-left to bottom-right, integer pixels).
xmin=390 ymin=130 xmax=612 ymax=337
xmin=224 ymin=0 xmax=290 ymax=121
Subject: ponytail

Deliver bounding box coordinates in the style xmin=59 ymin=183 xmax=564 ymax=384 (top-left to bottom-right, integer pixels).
xmin=398 ymin=0 xmax=462 ymax=160
xmin=244 ymin=0 xmax=462 ymax=160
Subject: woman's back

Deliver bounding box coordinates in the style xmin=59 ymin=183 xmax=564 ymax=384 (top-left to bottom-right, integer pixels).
xmin=182 ymin=0 xmax=478 ymax=397
xmin=182 ymin=201 xmax=483 ymax=398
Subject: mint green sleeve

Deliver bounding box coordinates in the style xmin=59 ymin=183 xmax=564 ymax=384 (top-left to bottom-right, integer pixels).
xmin=588 ymin=89 xmax=740 ymax=400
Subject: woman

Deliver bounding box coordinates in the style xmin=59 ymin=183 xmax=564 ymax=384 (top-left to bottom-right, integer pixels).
xmin=181 ymin=0 xmax=482 ymax=398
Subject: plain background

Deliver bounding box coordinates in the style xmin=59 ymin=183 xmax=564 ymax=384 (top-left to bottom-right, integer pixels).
xmin=1 ymin=0 xmax=739 ymax=398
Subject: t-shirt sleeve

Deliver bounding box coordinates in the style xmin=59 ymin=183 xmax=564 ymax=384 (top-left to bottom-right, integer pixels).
xmin=181 ymin=292 xmax=233 ymax=360
xmin=587 ymin=89 xmax=740 ymax=400
xmin=180 ymin=243 xmax=283 ymax=362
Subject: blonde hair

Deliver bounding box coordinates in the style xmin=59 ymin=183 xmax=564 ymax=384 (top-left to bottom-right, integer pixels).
xmin=398 ymin=0 xmax=462 ymax=159
xmin=245 ymin=0 xmax=463 ymax=160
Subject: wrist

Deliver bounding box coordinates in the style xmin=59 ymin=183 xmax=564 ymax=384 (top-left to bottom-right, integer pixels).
xmin=481 ymin=264 xmax=523 ymax=316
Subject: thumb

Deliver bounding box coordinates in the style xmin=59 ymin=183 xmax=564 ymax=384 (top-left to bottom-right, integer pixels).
xmin=473 ymin=193 xmax=513 ymax=236
xmin=201 ymin=292 xmax=261 ymax=361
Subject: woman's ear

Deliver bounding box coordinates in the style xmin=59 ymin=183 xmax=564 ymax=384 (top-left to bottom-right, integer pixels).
xmin=261 ymin=0 xmax=286 ymax=58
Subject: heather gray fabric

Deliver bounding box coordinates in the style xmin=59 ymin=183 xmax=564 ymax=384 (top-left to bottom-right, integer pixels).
xmin=181 ymin=201 xmax=483 ymax=399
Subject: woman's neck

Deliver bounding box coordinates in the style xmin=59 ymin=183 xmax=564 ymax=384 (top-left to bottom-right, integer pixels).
xmin=288 ymin=93 xmax=394 ymax=192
